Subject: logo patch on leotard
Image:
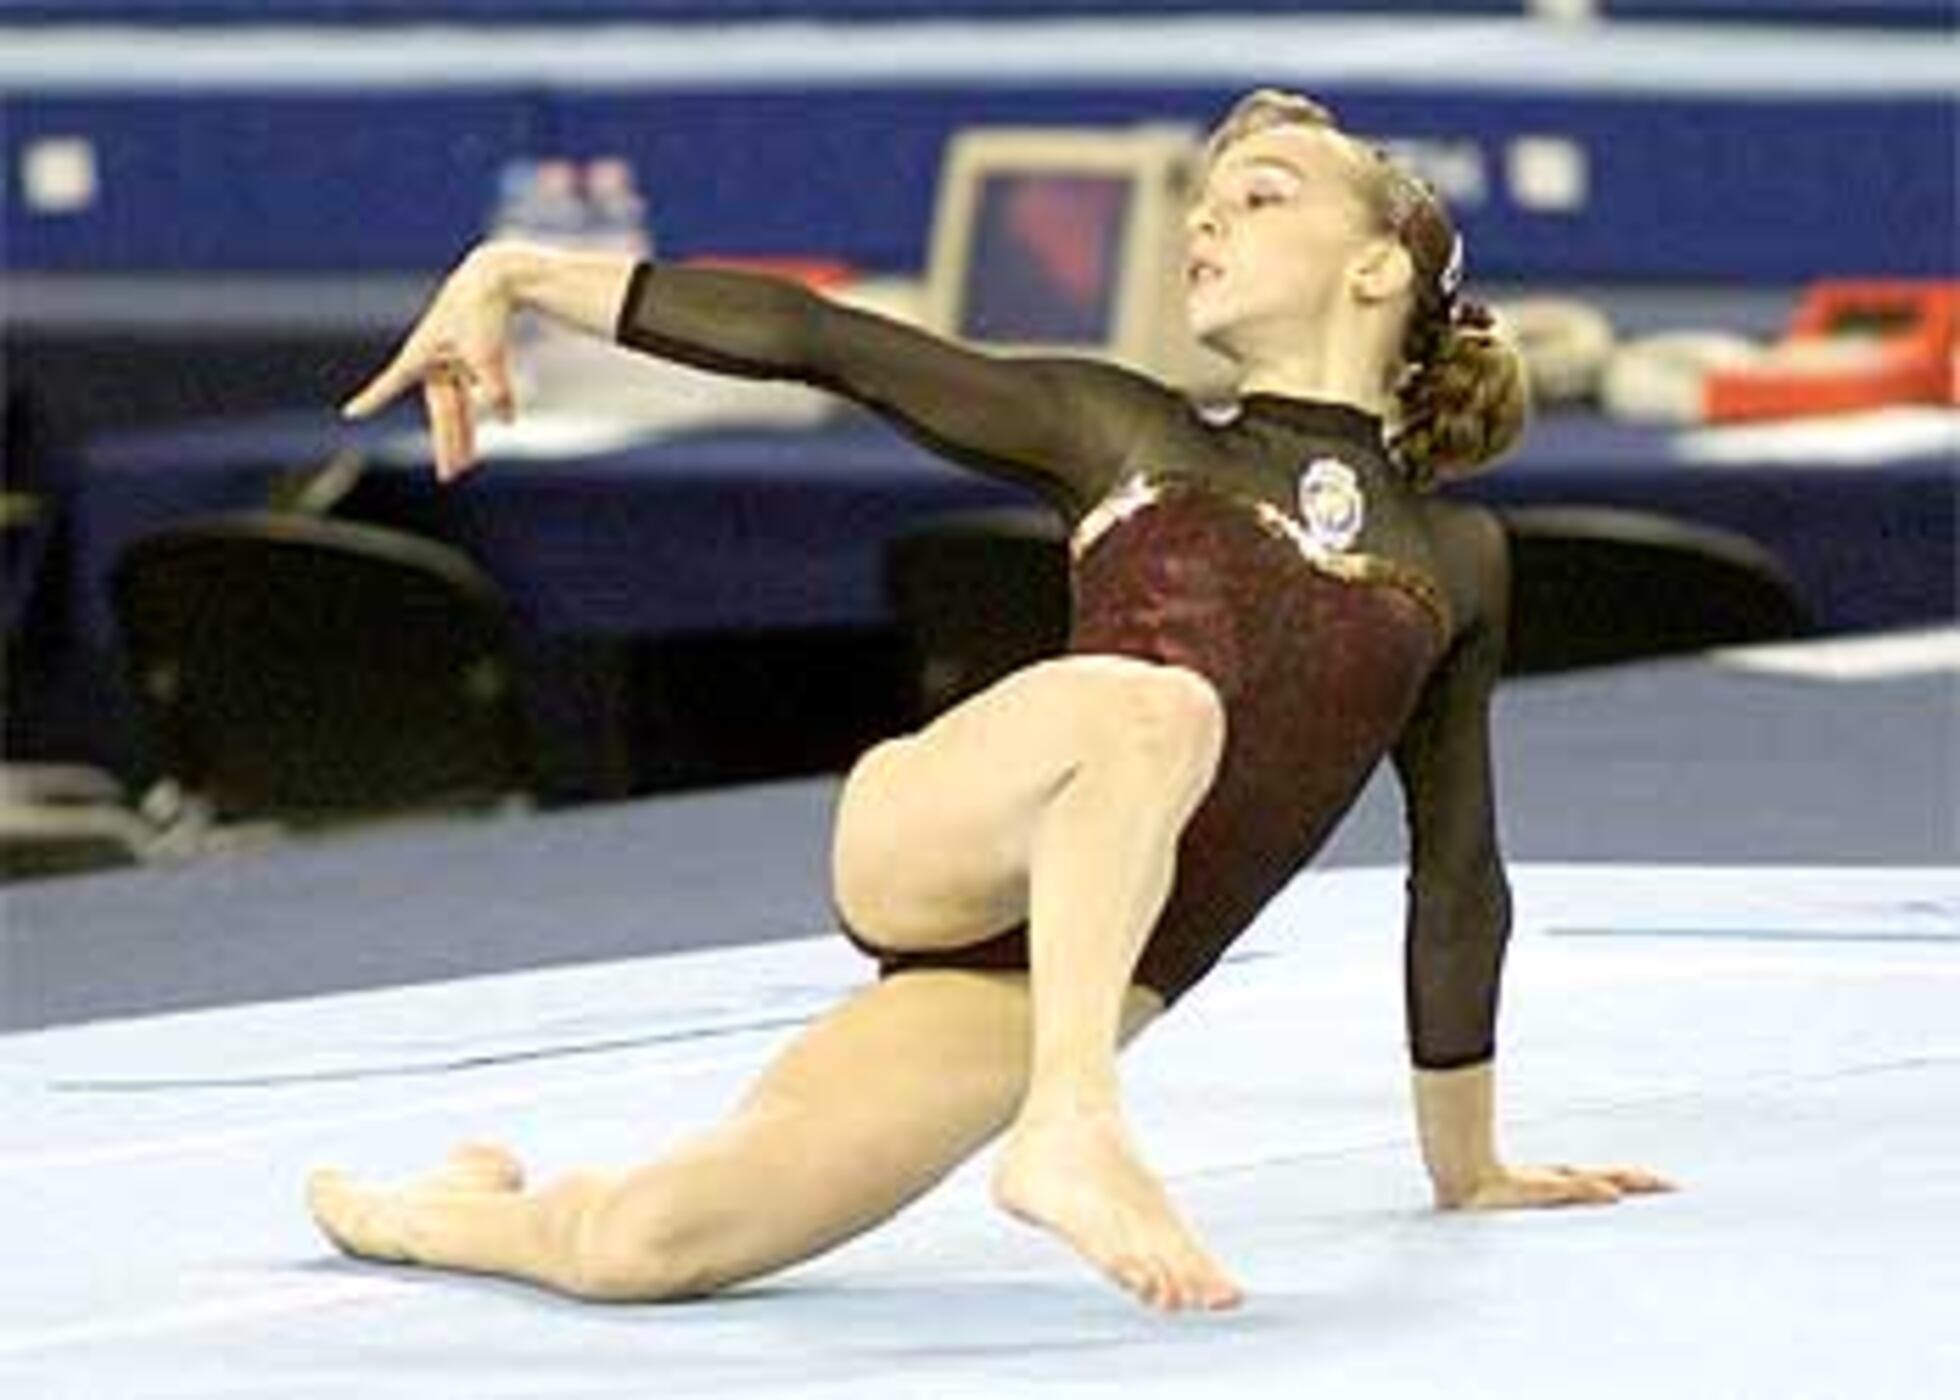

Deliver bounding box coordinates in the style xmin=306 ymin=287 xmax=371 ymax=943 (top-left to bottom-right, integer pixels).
xmin=1298 ymin=458 xmax=1366 ymax=553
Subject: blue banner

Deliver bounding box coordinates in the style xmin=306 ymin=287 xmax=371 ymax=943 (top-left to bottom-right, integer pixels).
xmin=7 ymin=83 xmax=1950 ymax=281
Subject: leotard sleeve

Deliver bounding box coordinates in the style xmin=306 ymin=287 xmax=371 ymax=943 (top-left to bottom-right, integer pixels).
xmin=1390 ymin=508 xmax=1514 ymax=1070
xmin=613 ymin=260 xmax=1170 ymax=520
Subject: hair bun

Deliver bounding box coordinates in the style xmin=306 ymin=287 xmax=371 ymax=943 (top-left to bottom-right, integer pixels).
xmin=1392 ymin=319 xmax=1531 ymax=488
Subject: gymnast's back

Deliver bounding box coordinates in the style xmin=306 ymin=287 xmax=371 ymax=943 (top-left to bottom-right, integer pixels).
xmin=614 ymin=261 xmax=1505 ymax=660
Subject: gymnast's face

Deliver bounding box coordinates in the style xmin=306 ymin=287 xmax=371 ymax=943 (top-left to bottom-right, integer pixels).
xmin=1183 ymin=124 xmax=1390 ymax=357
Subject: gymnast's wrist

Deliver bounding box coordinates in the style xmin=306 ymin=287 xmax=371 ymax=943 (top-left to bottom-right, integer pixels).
xmin=1412 ymin=1061 xmax=1501 ymax=1202
xmin=466 ymin=239 xmax=549 ymax=307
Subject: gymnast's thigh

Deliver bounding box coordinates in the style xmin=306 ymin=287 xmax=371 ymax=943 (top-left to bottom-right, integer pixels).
xmin=828 ymin=654 xmax=1220 ymax=953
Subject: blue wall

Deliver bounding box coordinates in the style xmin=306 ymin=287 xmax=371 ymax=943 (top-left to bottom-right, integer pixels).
xmin=6 ymin=7 xmax=1952 ymax=282
xmin=7 ymin=84 xmax=1953 ymax=282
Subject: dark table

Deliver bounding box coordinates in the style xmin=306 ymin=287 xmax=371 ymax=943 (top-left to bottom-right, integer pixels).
xmin=22 ymin=400 xmax=1955 ymax=797
xmin=67 ymin=402 xmax=1960 ymax=644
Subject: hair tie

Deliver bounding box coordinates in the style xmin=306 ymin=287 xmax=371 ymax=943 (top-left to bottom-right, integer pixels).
xmin=1439 ymin=232 xmax=1466 ymax=300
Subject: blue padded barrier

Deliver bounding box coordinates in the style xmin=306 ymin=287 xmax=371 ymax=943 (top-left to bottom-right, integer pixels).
xmin=554 ymin=85 xmax=1956 ymax=283
xmin=0 ymin=3 xmax=1524 ymax=25
xmin=7 ymin=92 xmax=539 ymax=271
xmin=1 ymin=2 xmax=1949 ymax=27
xmin=7 ymin=83 xmax=1952 ymax=280
xmin=1605 ymin=0 xmax=1951 ymax=25
xmin=5 ymin=17 xmax=1954 ymax=278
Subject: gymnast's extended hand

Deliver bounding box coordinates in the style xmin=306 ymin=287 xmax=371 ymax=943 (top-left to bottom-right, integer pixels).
xmin=340 ymin=242 xmax=638 ymax=482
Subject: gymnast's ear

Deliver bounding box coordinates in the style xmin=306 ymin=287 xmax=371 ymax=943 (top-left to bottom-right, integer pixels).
xmin=1349 ymin=235 xmax=1415 ymax=306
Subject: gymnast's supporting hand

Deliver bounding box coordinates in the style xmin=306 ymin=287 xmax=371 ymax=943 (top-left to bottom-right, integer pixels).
xmin=1413 ymin=1062 xmax=1677 ymax=1210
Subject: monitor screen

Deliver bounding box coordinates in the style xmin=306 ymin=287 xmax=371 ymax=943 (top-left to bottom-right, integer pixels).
xmin=957 ymin=171 xmax=1135 ymax=346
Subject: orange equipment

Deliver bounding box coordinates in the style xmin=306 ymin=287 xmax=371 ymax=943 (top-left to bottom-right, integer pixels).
xmin=1704 ymin=279 xmax=1959 ymax=423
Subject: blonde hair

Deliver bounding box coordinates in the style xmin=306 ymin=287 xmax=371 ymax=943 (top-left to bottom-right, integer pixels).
xmin=1203 ymin=89 xmax=1530 ymax=489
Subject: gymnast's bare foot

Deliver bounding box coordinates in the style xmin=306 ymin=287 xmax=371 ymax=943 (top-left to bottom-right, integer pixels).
xmin=308 ymin=1141 xmax=524 ymax=1263
xmin=992 ymin=1108 xmax=1242 ymax=1312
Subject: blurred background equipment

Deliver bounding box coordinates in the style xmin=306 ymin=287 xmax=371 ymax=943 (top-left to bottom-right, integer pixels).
xmin=1700 ymin=280 xmax=1959 ymax=423
xmin=1493 ymin=504 xmax=1812 ymax=674
xmin=1490 ymin=296 xmax=1619 ymax=407
xmin=921 ymin=122 xmax=1236 ymax=397
xmin=881 ymin=499 xmax=1814 ymax=720
xmin=1602 ymin=279 xmax=1960 ymax=425
xmin=110 ymin=511 xmax=537 ymax=851
xmin=0 ymin=758 xmax=156 ymax=882
xmin=1601 ymin=329 xmax=1769 ymax=424
xmin=884 ymin=506 xmax=1073 ymax=721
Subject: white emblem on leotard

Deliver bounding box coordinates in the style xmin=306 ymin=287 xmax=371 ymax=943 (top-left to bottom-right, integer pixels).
xmin=1298 ymin=458 xmax=1366 ymax=553
xmin=1070 ymin=472 xmax=1161 ymax=559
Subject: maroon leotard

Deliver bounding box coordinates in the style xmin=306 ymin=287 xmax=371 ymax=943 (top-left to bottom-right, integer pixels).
xmin=616 ymin=261 xmax=1509 ymax=1070
xmin=864 ymin=472 xmax=1447 ymax=1004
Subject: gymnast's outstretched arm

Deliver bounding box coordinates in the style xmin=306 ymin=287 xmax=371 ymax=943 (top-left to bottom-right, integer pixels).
xmin=1392 ymin=508 xmax=1674 ymax=1210
xmin=344 ymin=240 xmax=1168 ymax=511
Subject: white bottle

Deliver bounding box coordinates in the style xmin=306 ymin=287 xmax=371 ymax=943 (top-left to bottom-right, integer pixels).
xmin=535 ymin=159 xmax=589 ymax=246
xmin=516 ymin=159 xmax=604 ymax=410
xmin=582 ymin=156 xmax=653 ymax=259
xmin=485 ymin=158 xmax=537 ymax=241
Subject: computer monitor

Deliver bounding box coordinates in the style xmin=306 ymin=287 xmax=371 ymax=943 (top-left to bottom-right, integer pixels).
xmin=923 ymin=125 xmax=1236 ymax=397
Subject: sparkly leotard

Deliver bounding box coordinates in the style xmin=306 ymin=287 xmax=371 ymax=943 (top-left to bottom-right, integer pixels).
xmin=617 ymin=262 xmax=1507 ymax=1068
xmin=851 ymin=463 xmax=1448 ymax=1003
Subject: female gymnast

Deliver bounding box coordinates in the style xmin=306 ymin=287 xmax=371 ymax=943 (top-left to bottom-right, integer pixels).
xmin=309 ymin=90 xmax=1672 ymax=1314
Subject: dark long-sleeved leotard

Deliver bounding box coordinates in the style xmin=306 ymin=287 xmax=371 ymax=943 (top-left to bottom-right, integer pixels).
xmin=616 ymin=262 xmax=1513 ymax=1071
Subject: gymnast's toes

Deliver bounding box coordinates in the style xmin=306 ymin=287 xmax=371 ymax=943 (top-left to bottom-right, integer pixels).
xmin=444 ymin=1141 xmax=526 ymax=1194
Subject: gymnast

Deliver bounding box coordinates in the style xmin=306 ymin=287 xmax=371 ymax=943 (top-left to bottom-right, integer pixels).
xmin=309 ymin=89 xmax=1672 ymax=1313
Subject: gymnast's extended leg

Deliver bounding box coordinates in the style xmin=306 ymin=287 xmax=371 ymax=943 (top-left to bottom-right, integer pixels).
xmin=310 ymin=969 xmax=1161 ymax=1302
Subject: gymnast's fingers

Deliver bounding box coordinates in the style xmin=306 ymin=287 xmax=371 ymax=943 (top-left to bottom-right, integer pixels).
xmin=454 ymin=370 xmax=478 ymax=472
xmin=423 ymin=371 xmax=475 ymax=481
xmin=1587 ymin=1165 xmax=1677 ymax=1195
xmin=476 ymin=349 xmax=518 ymax=424
xmin=1535 ymin=1166 xmax=1621 ymax=1205
xmin=342 ymin=348 xmax=423 ymax=420
xmin=422 ymin=376 xmax=456 ymax=479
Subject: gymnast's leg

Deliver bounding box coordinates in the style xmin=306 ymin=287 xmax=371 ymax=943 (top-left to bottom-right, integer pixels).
xmin=313 ymin=654 xmax=1229 ymax=1309
xmin=832 ymin=655 xmax=1237 ymax=1310
xmin=309 ymin=969 xmax=1161 ymax=1302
